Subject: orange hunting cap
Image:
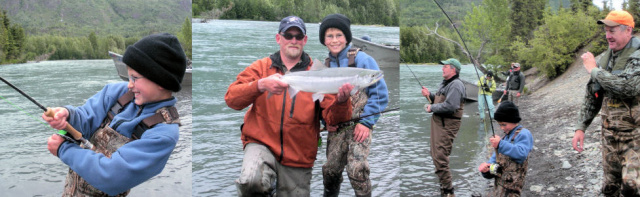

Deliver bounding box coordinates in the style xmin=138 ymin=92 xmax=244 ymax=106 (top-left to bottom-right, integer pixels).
xmin=598 ymin=10 xmax=635 ymax=28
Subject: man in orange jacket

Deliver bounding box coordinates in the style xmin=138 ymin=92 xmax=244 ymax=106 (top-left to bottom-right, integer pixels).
xmin=225 ymin=15 xmax=353 ymax=197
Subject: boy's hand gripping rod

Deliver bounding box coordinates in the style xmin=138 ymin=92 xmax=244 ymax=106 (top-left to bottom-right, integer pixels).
xmin=0 ymin=76 xmax=93 ymax=149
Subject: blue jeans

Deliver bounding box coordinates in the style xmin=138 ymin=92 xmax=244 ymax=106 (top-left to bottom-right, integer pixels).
xmin=478 ymin=94 xmax=494 ymax=120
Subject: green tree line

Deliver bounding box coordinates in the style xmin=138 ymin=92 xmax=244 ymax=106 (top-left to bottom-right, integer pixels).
xmin=0 ymin=12 xmax=192 ymax=64
xmin=400 ymin=0 xmax=618 ymax=79
xmin=0 ymin=10 xmax=26 ymax=64
xmin=193 ymin=0 xmax=400 ymax=26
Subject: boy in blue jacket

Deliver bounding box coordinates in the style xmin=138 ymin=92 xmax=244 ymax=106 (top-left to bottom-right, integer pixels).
xmin=320 ymin=13 xmax=389 ymax=197
xmin=43 ymin=33 xmax=186 ymax=196
xmin=478 ymin=101 xmax=533 ymax=196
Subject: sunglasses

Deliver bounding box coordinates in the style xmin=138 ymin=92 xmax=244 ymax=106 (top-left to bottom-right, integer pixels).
xmin=280 ymin=33 xmax=305 ymax=41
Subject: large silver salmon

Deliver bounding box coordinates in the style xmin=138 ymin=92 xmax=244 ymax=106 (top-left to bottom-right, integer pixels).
xmin=280 ymin=66 xmax=383 ymax=102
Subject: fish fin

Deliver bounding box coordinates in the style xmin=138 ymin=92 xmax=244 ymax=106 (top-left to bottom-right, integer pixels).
xmin=312 ymin=93 xmax=325 ymax=102
xmin=311 ymin=59 xmax=329 ymax=71
xmin=289 ymin=87 xmax=299 ymax=99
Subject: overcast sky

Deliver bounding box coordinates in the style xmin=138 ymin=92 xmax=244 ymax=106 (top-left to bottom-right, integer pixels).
xmin=593 ymin=0 xmax=624 ymax=10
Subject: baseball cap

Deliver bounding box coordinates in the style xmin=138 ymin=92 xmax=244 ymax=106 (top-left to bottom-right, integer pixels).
xmin=512 ymin=63 xmax=520 ymax=68
xmin=598 ymin=10 xmax=635 ymax=28
xmin=279 ymin=16 xmax=306 ymax=35
xmin=440 ymin=58 xmax=462 ymax=71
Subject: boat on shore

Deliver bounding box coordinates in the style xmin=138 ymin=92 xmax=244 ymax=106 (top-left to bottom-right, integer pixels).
xmin=351 ymin=36 xmax=399 ymax=68
xmin=108 ymin=51 xmax=192 ymax=87
xmin=460 ymin=78 xmax=506 ymax=102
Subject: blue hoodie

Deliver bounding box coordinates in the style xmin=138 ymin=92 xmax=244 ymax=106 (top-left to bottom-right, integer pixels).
xmin=57 ymin=82 xmax=179 ymax=195
xmin=489 ymin=125 xmax=533 ymax=164
xmin=326 ymin=45 xmax=389 ymax=128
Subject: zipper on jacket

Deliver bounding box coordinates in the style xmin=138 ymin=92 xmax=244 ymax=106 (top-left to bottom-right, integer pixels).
xmin=278 ymin=89 xmax=287 ymax=162
xmin=289 ymin=95 xmax=296 ymax=118
xmin=112 ymin=119 xmax=126 ymax=130
xmin=112 ymin=104 xmax=145 ymax=131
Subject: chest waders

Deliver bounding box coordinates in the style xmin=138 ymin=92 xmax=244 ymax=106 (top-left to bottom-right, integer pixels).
xmin=429 ymin=79 xmax=464 ymax=193
xmin=492 ymin=127 xmax=527 ymax=197
xmin=432 ymin=82 xmax=464 ymax=127
xmin=597 ymin=41 xmax=640 ymax=132
xmin=62 ymin=91 xmax=180 ymax=197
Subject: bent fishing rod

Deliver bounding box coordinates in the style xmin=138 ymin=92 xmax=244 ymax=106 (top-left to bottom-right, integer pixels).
xmin=433 ymin=0 xmax=495 ymax=136
xmin=0 ymin=76 xmax=93 ymax=149
xmin=403 ymin=61 xmax=433 ymax=104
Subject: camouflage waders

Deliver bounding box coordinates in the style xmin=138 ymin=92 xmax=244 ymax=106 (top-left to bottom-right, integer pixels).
xmin=430 ymin=92 xmax=463 ymax=193
xmin=491 ymin=128 xmax=528 ymax=197
xmin=600 ymin=97 xmax=640 ymax=196
xmin=62 ymin=125 xmax=131 ymax=197
xmin=62 ymin=106 xmax=179 ymax=197
xmin=323 ymin=90 xmax=371 ymax=197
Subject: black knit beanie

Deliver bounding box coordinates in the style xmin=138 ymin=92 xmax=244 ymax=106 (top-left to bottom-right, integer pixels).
xmin=123 ymin=33 xmax=187 ymax=92
xmin=319 ymin=14 xmax=352 ymax=46
xmin=494 ymin=101 xmax=521 ymax=123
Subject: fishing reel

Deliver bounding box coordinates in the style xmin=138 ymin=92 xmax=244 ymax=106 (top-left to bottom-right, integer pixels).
xmin=424 ymin=103 xmax=432 ymax=114
xmin=489 ymin=163 xmax=502 ymax=175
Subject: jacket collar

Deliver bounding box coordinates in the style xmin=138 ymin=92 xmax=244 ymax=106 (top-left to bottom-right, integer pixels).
xmin=327 ymin=45 xmax=351 ymax=62
xmin=269 ymin=51 xmax=311 ymax=73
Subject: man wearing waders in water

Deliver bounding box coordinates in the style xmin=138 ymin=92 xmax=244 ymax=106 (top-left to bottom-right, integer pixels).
xmin=573 ymin=10 xmax=640 ymax=196
xmin=478 ymin=101 xmax=533 ymax=197
xmin=44 ymin=33 xmax=186 ymax=196
xmin=225 ymin=16 xmax=353 ymax=197
xmin=319 ymin=13 xmax=389 ymax=197
xmin=422 ymin=58 xmax=465 ymax=197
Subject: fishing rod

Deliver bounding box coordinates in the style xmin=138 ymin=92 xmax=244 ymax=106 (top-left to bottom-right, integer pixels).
xmin=0 ymin=76 xmax=93 ymax=149
xmin=403 ymin=62 xmax=433 ymax=104
xmin=433 ymin=0 xmax=495 ymax=136
xmin=335 ymin=107 xmax=400 ymax=128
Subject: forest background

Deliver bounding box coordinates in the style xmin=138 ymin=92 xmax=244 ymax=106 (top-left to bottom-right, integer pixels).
xmin=400 ymin=0 xmax=640 ymax=79
xmin=0 ymin=0 xmax=192 ymax=64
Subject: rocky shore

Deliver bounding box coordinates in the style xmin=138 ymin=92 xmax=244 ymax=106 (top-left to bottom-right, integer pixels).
xmin=515 ymin=50 xmax=605 ymax=196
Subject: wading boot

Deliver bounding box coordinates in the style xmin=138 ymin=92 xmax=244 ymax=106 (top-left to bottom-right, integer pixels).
xmin=441 ymin=188 xmax=455 ymax=197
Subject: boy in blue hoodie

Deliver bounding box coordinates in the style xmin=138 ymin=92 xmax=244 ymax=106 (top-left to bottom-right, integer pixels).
xmin=478 ymin=101 xmax=533 ymax=196
xmin=320 ymin=13 xmax=389 ymax=197
xmin=43 ymin=33 xmax=186 ymax=196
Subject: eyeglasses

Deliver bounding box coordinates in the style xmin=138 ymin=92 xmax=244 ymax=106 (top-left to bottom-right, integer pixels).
xmin=280 ymin=33 xmax=305 ymax=40
xmin=129 ymin=75 xmax=145 ymax=84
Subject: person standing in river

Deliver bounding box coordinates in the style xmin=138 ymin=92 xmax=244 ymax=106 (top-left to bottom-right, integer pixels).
xmin=225 ymin=15 xmax=353 ymax=196
xmin=43 ymin=33 xmax=186 ymax=196
xmin=320 ymin=13 xmax=389 ymax=197
xmin=422 ymin=58 xmax=465 ymax=197
xmin=478 ymin=71 xmax=496 ymax=121
xmin=572 ymin=10 xmax=640 ymax=196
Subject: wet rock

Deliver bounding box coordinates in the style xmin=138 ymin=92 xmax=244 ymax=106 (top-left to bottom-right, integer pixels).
xmin=530 ymin=185 xmax=543 ymax=193
xmin=562 ymin=160 xmax=572 ymax=169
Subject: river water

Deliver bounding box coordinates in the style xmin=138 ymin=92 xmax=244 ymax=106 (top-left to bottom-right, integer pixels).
xmin=0 ymin=60 xmax=192 ymax=196
xmin=191 ymin=20 xmax=400 ymax=196
xmin=400 ymin=64 xmax=493 ymax=196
